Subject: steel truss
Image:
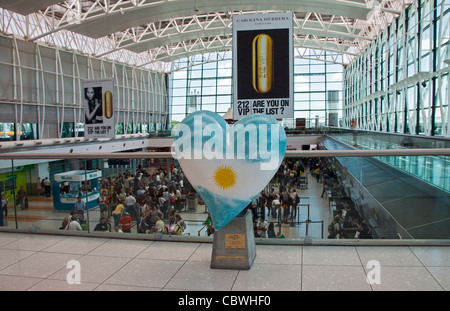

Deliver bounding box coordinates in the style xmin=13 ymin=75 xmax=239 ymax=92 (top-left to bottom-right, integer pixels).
xmin=0 ymin=0 xmax=410 ymax=71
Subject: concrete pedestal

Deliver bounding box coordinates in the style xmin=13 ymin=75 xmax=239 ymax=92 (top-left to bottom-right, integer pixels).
xmin=210 ymin=209 xmax=256 ymax=270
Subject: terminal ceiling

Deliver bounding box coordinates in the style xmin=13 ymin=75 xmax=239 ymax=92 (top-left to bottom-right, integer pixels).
xmin=0 ymin=0 xmax=410 ymax=72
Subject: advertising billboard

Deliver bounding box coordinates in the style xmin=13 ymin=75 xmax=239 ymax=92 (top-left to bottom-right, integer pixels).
xmin=233 ymin=12 xmax=294 ymax=120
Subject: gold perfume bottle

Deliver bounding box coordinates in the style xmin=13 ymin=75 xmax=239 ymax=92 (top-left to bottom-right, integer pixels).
xmin=104 ymin=91 xmax=113 ymax=119
xmin=252 ymin=34 xmax=273 ymax=94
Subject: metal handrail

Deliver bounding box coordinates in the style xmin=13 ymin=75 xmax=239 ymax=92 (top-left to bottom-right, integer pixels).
xmin=0 ymin=148 xmax=449 ymax=159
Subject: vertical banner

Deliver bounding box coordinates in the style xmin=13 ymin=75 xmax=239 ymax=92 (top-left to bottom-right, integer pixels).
xmin=83 ymin=78 xmax=115 ymax=139
xmin=233 ymin=12 xmax=293 ymax=120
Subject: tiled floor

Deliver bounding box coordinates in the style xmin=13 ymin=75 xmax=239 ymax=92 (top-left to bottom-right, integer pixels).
xmin=1 ymin=170 xmax=448 ymax=292
xmin=0 ymin=231 xmax=448 ymax=291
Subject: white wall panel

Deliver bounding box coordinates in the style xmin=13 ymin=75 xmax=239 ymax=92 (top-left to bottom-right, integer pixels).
xmin=0 ymin=34 xmax=168 ymax=140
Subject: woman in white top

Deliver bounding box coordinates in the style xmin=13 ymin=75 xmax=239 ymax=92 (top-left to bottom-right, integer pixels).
xmin=66 ymin=217 xmax=83 ymax=231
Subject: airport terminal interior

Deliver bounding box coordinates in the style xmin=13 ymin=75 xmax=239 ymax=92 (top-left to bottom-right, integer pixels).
xmin=0 ymin=0 xmax=449 ymax=291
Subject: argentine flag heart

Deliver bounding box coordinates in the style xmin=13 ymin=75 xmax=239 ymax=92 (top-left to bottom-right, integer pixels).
xmin=172 ymin=110 xmax=286 ymax=231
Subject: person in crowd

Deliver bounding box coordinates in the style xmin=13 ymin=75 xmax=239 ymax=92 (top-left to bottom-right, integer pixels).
xmin=267 ymin=222 xmax=281 ymax=238
xmin=98 ymin=191 xmax=107 ymax=216
xmin=66 ymin=216 xmax=83 ymax=231
xmin=120 ymin=211 xmax=132 ymax=233
xmin=255 ymin=216 xmax=269 ymax=238
xmin=137 ymin=212 xmax=147 ymax=234
xmin=36 ymin=177 xmax=42 ymax=197
xmin=256 ymin=191 xmax=267 ymax=219
xmin=169 ymin=189 xmax=176 ymax=209
xmin=118 ymin=188 xmax=127 ymax=201
xmin=74 ymin=196 xmax=85 ymax=222
xmin=1 ymin=193 xmax=7 ymax=226
xmin=17 ymin=186 xmax=27 ymax=210
xmin=204 ymin=213 xmax=214 ymax=236
xmin=355 ymin=221 xmax=372 ymax=239
xmin=124 ymin=191 xmax=137 ymax=219
xmin=171 ymin=213 xmax=186 ymax=235
xmin=281 ymin=189 xmax=291 ymax=223
xmin=336 ymin=229 xmax=348 ymax=239
xmin=60 ymin=217 xmax=69 ymax=230
xmin=112 ymin=201 xmax=124 ymax=228
xmin=290 ymin=188 xmax=299 ymax=220
xmin=158 ymin=194 xmax=168 ymax=219
xmin=42 ymin=177 xmax=51 ymax=197
xmin=175 ymin=187 xmax=182 ymax=211
xmin=107 ymin=193 xmax=118 ymax=217
xmin=271 ymin=194 xmax=281 ymax=219
xmin=147 ymin=205 xmax=163 ymax=230
xmin=94 ymin=217 xmax=110 ymax=232
xmin=155 ymin=218 xmax=167 ymax=234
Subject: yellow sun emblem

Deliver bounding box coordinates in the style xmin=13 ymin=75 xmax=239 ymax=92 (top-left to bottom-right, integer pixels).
xmin=213 ymin=165 xmax=237 ymax=190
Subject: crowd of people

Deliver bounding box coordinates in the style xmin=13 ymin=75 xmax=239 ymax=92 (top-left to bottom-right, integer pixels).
xmin=56 ymin=156 xmax=370 ymax=240
xmin=253 ymin=156 xmax=371 ymax=240
xmin=250 ymin=157 xmax=322 ymax=239
xmin=327 ymin=210 xmax=372 ymax=239
xmin=60 ymin=164 xmax=188 ymax=235
xmin=57 ymin=158 xmax=321 ymax=237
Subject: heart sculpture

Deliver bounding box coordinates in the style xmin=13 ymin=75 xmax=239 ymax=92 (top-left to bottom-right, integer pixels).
xmin=172 ymin=110 xmax=286 ymax=231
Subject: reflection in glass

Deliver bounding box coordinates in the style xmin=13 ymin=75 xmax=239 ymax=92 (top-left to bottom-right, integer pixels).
xmin=0 ymin=150 xmax=448 ymax=240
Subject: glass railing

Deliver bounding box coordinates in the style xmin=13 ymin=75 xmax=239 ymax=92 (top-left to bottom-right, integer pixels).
xmin=325 ymin=130 xmax=450 ymax=192
xmin=0 ymin=148 xmax=449 ymax=244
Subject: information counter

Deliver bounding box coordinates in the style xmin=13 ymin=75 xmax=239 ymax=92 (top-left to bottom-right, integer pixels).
xmin=52 ymin=170 xmax=101 ymax=211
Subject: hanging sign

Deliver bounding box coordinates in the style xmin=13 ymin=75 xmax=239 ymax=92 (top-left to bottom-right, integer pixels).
xmin=233 ymin=12 xmax=294 ymax=120
xmin=83 ymin=78 xmax=115 ymax=139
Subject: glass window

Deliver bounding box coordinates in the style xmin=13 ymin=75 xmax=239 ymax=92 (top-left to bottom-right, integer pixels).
xmin=172 ymin=105 xmax=186 ymax=114
xmin=61 ymin=122 xmax=74 ymax=138
xmin=124 ymin=123 xmax=133 ymax=134
xmin=142 ymin=123 xmax=149 ymax=134
xmin=310 ymin=102 xmax=326 ymax=110
xmin=295 ymin=75 xmax=310 ymax=84
xmin=294 ymin=58 xmax=310 ymax=66
xmin=294 ymin=83 xmax=309 ymax=93
xmin=201 ymin=104 xmax=216 ymax=112
xmin=116 ymin=123 xmax=124 ymax=135
xmin=172 ymin=96 xmax=187 ymax=105
xmin=217 ymin=95 xmax=232 ymax=104
xmin=75 ymin=123 xmax=84 ymax=137
xmin=170 ymin=51 xmax=343 ymax=129
xmin=216 ymin=103 xmax=231 ymax=113
xmin=201 ymin=96 xmax=216 ymax=105
xmin=202 ymin=79 xmax=218 ymax=87
xmin=172 ymin=70 xmax=187 ymax=79
xmin=296 ymin=101 xmax=310 ymax=110
xmin=188 ymin=69 xmax=202 ymax=79
xmin=310 ymin=92 xmax=326 ymax=101
xmin=311 ymin=74 xmax=326 ymax=83
xmin=310 ymin=83 xmax=325 ymax=92
xmin=202 ymin=86 xmax=217 ymax=96
xmin=217 ymin=85 xmax=232 ymax=94
xmin=171 ymin=79 xmax=187 ymax=88
xmin=217 ymin=78 xmax=232 ymax=86
xmin=202 ymin=69 xmax=217 ymax=78
xmin=217 ymin=67 xmax=232 ymax=77
xmin=187 ymin=79 xmax=202 ymax=89
xmin=171 ymin=114 xmax=186 ymax=122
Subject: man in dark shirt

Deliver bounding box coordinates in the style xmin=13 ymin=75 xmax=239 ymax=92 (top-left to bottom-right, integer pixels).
xmin=94 ymin=217 xmax=110 ymax=232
